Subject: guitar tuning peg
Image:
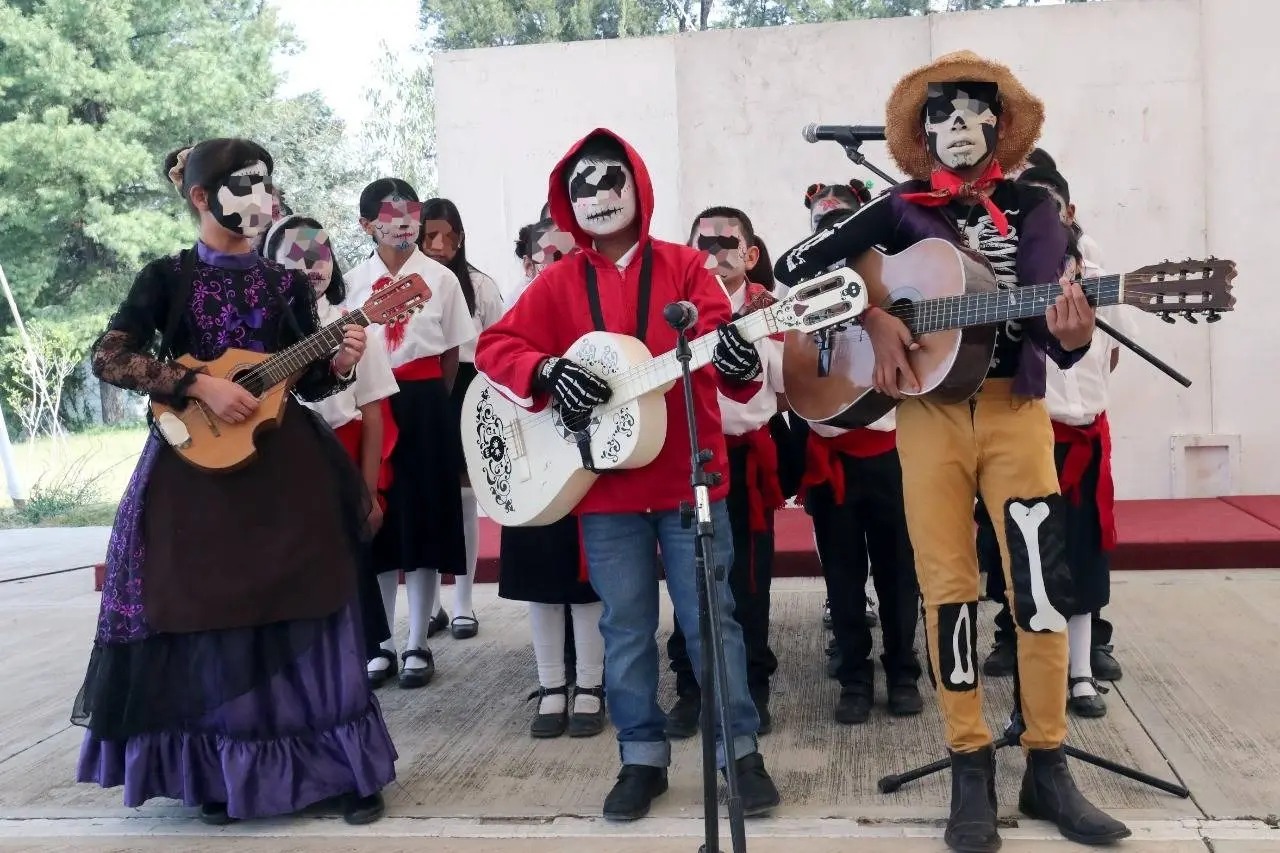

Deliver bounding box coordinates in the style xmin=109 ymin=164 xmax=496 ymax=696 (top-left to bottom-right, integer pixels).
xmin=1159 ymin=311 xmax=1176 ymax=324
xmin=1182 ymin=310 xmax=1199 ymax=324
xmin=1206 ymin=311 xmax=1222 ymax=323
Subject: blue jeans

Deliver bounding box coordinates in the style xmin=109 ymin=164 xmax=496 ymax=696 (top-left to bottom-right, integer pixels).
xmin=581 ymin=500 xmax=760 ymax=769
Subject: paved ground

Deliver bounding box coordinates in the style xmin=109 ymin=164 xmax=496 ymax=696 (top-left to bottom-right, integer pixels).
xmin=1 ymin=528 xmax=1278 ymax=850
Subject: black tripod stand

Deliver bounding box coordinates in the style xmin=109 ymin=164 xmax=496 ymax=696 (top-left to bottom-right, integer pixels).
xmin=666 ymin=302 xmax=748 ymax=853
xmin=877 ymin=658 xmax=1191 ymax=800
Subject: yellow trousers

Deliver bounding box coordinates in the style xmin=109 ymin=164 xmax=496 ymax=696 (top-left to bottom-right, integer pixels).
xmin=896 ymin=380 xmax=1069 ymax=753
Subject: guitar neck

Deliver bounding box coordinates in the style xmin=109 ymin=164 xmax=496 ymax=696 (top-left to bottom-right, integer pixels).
xmin=240 ymin=308 xmax=372 ymax=391
xmin=902 ymin=276 xmax=1124 ymax=336
xmin=606 ymin=309 xmax=775 ymax=403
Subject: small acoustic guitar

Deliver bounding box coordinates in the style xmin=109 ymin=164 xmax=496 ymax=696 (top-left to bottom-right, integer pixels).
xmin=783 ymin=239 xmax=1236 ymax=429
xmin=151 ymin=273 xmax=431 ymax=472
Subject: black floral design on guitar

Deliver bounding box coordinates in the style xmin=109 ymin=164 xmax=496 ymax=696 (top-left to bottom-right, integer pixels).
xmin=599 ymin=407 xmax=636 ymax=464
xmin=474 ymin=386 xmax=514 ymax=514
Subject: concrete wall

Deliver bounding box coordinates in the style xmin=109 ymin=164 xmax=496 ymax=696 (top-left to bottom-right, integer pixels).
xmin=434 ymin=0 xmax=1274 ymax=500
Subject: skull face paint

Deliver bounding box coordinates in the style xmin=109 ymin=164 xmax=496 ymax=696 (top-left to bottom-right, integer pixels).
xmin=806 ymin=185 xmax=859 ymax=233
xmin=369 ymin=194 xmax=423 ymax=251
xmin=529 ymin=218 xmax=575 ymax=274
xmin=693 ymin=217 xmax=753 ymax=281
xmin=567 ymin=157 xmax=638 ymax=238
xmin=209 ymin=161 xmax=274 ymax=238
xmin=274 ymin=225 xmax=335 ymax=295
xmin=924 ymin=82 xmax=999 ymax=171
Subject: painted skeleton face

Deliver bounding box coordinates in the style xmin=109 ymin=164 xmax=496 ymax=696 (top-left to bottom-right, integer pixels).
xmin=209 ymin=161 xmax=274 ymax=238
xmin=807 ymin=185 xmax=858 ymax=233
xmin=529 ymin=218 xmax=575 ymax=275
xmin=273 ymin=224 xmax=335 ymax=295
xmin=924 ymin=82 xmax=999 ymax=171
xmin=369 ymin=194 xmax=423 ymax=251
xmin=693 ymin=217 xmax=753 ymax=280
xmin=567 ymin=156 xmax=638 ymax=237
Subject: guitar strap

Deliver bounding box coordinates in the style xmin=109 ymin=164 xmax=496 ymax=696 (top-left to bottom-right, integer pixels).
xmin=159 ymin=246 xmax=198 ymax=359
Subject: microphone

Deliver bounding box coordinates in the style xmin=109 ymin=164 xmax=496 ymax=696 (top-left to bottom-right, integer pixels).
xmin=663 ymin=300 xmax=699 ymax=331
xmin=802 ymin=123 xmax=887 ymax=145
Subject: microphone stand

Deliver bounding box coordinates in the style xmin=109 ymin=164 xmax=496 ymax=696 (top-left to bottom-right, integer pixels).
xmin=834 ymin=140 xmax=1191 ymax=387
xmin=669 ymin=308 xmax=748 ymax=853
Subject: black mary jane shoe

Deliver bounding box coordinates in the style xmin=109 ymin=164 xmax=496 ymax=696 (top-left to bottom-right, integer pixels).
xmin=426 ymin=608 xmax=449 ymax=639
xmin=568 ymin=685 xmax=606 ymax=738
xmin=343 ymin=791 xmax=386 ymax=825
xmin=398 ymin=648 xmax=435 ymax=689
xmin=1068 ymin=677 xmax=1109 ymax=719
xmin=450 ymin=614 xmax=479 ymax=640
xmin=528 ymin=685 xmax=570 ymax=738
xmin=198 ymin=802 xmax=235 ymax=826
xmin=367 ymin=649 xmax=398 ymax=689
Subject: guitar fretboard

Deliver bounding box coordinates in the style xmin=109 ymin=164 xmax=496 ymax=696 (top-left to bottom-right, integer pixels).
xmin=892 ymin=276 xmax=1124 ymax=335
xmin=239 ymin=309 xmax=372 ymax=394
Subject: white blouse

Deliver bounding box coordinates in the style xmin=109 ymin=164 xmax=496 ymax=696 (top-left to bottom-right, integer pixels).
xmin=301 ymin=299 xmax=400 ymax=429
xmin=346 ymin=248 xmax=475 ymax=369
xmin=718 ymin=282 xmax=785 ymax=436
xmin=458 ymin=268 xmax=506 ymax=363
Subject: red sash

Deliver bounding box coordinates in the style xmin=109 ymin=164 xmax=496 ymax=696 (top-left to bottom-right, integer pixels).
xmin=799 ymin=428 xmax=897 ymax=504
xmin=392 ymin=355 xmax=443 ymax=381
xmin=1052 ymin=412 xmax=1116 ymax=551
xmin=725 ymin=426 xmax=785 ymax=534
xmin=332 ymin=399 xmax=399 ymax=510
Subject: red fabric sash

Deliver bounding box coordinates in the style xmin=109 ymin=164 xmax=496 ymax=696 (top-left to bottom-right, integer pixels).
xmin=899 ymin=160 xmax=1009 ymax=236
xmin=799 ymin=428 xmax=897 ymax=504
xmin=1052 ymin=412 xmax=1116 ymax=551
xmin=332 ymin=399 xmax=399 ymax=511
xmin=392 ymin=355 xmax=443 ymax=381
xmin=726 ymin=426 xmax=785 ymax=535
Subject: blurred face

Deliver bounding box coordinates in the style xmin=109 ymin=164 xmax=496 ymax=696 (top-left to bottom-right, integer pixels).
xmin=692 ymin=216 xmax=757 ymax=283
xmin=202 ymin=161 xmax=274 ymax=238
xmin=272 ymin=224 xmax=334 ymax=295
xmin=362 ymin=193 xmax=422 ymax=251
xmin=528 ymin=219 xmax=575 ymax=275
xmin=420 ymin=218 xmax=460 ymax=264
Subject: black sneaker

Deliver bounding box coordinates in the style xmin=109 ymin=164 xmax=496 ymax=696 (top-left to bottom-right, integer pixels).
xmin=887 ymin=680 xmax=924 ymax=717
xmin=343 ymin=791 xmax=385 ymax=825
xmin=825 ymin=637 xmax=842 ymax=679
xmin=730 ymin=752 xmax=781 ymax=816
xmin=603 ymin=765 xmax=668 ymax=821
xmin=198 ymin=802 xmax=233 ymax=826
xmin=982 ymin=639 xmax=1016 ymax=677
xmin=1091 ymin=644 xmax=1123 ymax=681
xmin=834 ymin=687 xmax=872 ymax=725
xmin=665 ymin=693 xmax=700 ymax=739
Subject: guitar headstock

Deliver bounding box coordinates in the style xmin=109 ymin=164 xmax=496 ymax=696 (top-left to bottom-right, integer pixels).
xmin=767 ymin=267 xmax=867 ymax=333
xmin=364 ymin=273 xmax=432 ymax=325
xmin=1122 ymin=257 xmax=1236 ymax=324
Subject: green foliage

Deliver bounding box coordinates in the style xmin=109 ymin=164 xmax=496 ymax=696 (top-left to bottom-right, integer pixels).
xmin=8 ymin=451 xmax=107 ymax=526
xmin=421 ymin=0 xmax=684 ymax=49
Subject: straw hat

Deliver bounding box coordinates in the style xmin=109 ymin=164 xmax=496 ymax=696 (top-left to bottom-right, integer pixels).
xmin=884 ymin=50 xmax=1045 ymax=181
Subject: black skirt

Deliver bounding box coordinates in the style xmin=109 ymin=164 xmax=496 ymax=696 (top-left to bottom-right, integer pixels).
xmin=498 ymin=516 xmax=599 ymax=605
xmin=1053 ymin=439 xmax=1111 ymax=614
xmin=372 ymin=377 xmax=466 ymax=575
xmin=453 ymin=361 xmax=479 ymax=480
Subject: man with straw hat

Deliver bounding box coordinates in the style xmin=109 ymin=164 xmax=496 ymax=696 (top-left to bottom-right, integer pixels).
xmin=775 ymin=51 xmax=1130 ymax=851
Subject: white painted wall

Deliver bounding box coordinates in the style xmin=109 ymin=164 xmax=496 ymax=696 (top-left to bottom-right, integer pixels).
xmin=435 ymin=0 xmax=1274 ymax=500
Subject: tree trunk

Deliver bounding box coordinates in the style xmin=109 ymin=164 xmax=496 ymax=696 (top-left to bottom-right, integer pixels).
xmin=99 ymin=379 xmax=125 ymax=425
xmin=699 ymin=0 xmax=712 ymax=28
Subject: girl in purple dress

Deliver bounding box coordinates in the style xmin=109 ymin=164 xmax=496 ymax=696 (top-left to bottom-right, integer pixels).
xmin=71 ymin=138 xmax=397 ymax=825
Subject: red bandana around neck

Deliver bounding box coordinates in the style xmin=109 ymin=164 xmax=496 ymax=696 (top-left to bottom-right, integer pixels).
xmin=900 ymin=159 xmax=1009 ymax=236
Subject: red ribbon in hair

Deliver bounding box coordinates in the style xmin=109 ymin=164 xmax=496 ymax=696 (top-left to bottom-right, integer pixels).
xmin=899 ymin=160 xmax=1009 ymax=236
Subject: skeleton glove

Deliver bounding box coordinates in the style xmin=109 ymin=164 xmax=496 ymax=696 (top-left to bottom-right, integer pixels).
xmin=712 ymin=323 xmax=761 ymax=382
xmin=533 ymin=356 xmax=613 ymax=433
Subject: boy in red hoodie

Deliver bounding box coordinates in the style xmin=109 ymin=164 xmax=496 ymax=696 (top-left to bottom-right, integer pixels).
xmin=474 ymin=129 xmax=781 ymax=821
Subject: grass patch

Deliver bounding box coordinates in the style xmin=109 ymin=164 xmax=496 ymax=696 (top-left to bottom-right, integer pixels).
xmin=1 ymin=425 xmax=145 ymax=527
xmin=0 ymin=501 xmax=119 ymax=530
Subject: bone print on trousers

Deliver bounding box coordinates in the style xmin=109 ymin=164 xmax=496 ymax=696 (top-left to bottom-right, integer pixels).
xmin=1004 ymin=493 xmax=1076 ymax=633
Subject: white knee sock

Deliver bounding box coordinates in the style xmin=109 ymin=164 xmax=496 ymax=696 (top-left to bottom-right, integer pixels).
xmin=529 ymin=603 xmax=567 ymax=714
xmin=570 ymin=601 xmax=606 ymax=714
xmin=454 ymin=487 xmax=479 ymax=618
xmin=1068 ymin=613 xmax=1096 ymax=697
xmin=405 ymin=569 xmax=438 ymax=669
xmin=370 ymin=572 xmax=400 ymax=672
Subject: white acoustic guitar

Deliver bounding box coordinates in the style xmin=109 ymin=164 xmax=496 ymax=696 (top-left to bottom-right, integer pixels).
xmin=463 ymin=266 xmax=867 ymax=526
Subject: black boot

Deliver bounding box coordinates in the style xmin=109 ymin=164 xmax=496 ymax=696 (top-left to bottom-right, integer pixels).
xmin=945 ymin=746 xmax=1001 ymax=853
xmin=343 ymin=791 xmax=386 ymax=825
xmin=602 ymin=764 xmax=668 ymax=821
xmin=982 ymin=639 xmax=1016 ymax=677
xmin=1019 ymin=747 xmax=1131 ymax=845
xmin=665 ymin=692 xmax=700 ymax=739
xmin=729 ymin=752 xmax=781 ymax=816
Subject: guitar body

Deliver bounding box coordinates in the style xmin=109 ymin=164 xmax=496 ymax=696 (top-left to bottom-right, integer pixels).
xmin=463 ymin=331 xmax=671 ymax=526
xmin=784 ymin=238 xmax=998 ymax=429
xmin=149 ymin=350 xmax=293 ymax=473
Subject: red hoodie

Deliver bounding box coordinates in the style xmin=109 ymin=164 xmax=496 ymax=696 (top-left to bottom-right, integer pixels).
xmin=474 ymin=128 xmax=760 ymax=515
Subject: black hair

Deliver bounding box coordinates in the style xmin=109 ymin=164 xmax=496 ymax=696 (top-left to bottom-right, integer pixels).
xmin=1019 ymin=166 xmax=1070 ymax=204
xmin=1064 ymin=229 xmax=1083 ymax=273
xmin=539 ymin=201 xmax=552 ymax=220
xmin=687 ymin=206 xmax=756 ymax=245
xmin=515 ymin=224 xmax=535 ymax=260
xmin=1026 ymin=148 xmax=1057 ymax=171
xmin=419 ymin=197 xmax=482 ymax=315
xmin=358 ymin=178 xmax=418 ymax=221
xmin=747 ymin=236 xmax=775 ymax=290
xmin=163 ymin=138 xmax=273 ymax=218
xmin=261 ymin=215 xmax=346 ymax=305
xmin=569 ymin=134 xmax=630 ymax=173
xmin=804 ymin=179 xmax=872 ymax=212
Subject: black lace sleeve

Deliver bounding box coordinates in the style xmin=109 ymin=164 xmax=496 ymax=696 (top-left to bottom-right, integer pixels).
xmin=90 ymin=259 xmax=201 ymax=405
xmin=282 ymin=269 xmax=353 ymax=402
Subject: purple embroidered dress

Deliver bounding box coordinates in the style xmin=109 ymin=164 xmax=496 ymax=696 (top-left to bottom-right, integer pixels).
xmin=73 ymin=243 xmax=397 ymax=818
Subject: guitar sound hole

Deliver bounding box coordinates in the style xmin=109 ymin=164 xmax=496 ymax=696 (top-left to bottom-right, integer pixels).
xmin=230 ymin=368 xmax=265 ymax=398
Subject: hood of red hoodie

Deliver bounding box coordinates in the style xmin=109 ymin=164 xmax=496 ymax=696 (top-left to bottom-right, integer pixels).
xmin=548 ymin=128 xmax=655 ymax=257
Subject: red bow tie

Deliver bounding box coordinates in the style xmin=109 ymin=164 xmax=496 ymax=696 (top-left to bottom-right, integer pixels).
xmin=900 ymin=160 xmax=1009 ymax=236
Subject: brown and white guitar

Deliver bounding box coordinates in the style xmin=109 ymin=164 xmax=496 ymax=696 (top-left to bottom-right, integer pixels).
xmin=783 ymin=238 xmax=1236 ymax=429
xmin=152 ymin=273 xmax=432 ymax=472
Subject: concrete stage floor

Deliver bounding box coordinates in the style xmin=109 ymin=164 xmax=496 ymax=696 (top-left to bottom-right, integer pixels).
xmin=1 ymin=529 xmax=1278 ymax=851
